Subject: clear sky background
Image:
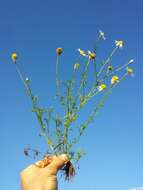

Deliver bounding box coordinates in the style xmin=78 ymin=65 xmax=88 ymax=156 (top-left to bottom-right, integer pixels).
xmin=0 ymin=0 xmax=143 ymax=190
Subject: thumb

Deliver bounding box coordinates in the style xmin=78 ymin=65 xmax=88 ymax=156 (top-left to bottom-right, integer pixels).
xmin=46 ymin=154 xmax=69 ymax=175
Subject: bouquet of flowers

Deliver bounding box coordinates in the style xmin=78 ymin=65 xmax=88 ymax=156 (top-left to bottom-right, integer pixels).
xmin=11 ymin=30 xmax=134 ymax=179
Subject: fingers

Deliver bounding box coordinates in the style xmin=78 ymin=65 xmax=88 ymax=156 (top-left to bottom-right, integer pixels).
xmin=22 ymin=154 xmax=69 ymax=176
xmin=35 ymin=156 xmax=53 ymax=168
xmin=46 ymin=154 xmax=69 ymax=175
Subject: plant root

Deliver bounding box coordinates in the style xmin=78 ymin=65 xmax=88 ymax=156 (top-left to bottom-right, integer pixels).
xmin=62 ymin=161 xmax=75 ymax=180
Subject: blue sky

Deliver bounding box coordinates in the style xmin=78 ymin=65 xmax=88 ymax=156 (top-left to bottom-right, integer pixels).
xmin=0 ymin=0 xmax=143 ymax=190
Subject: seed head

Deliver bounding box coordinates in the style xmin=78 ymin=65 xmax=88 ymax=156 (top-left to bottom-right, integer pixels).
xmin=56 ymin=47 xmax=63 ymax=55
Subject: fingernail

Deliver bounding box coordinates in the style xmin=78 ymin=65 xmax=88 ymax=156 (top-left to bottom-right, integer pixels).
xmin=61 ymin=154 xmax=68 ymax=162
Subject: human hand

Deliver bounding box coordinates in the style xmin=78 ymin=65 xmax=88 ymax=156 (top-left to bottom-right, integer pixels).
xmin=20 ymin=154 xmax=68 ymax=190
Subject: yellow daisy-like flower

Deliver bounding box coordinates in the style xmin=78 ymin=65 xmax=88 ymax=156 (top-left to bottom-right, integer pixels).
xmin=11 ymin=53 xmax=18 ymax=62
xmin=99 ymin=30 xmax=106 ymax=40
xmin=115 ymin=40 xmax=124 ymax=48
xmin=78 ymin=48 xmax=87 ymax=57
xmin=108 ymin=65 xmax=113 ymax=71
xmin=74 ymin=63 xmax=80 ymax=70
xmin=56 ymin=47 xmax=63 ymax=55
xmin=98 ymin=84 xmax=107 ymax=92
xmin=111 ymin=76 xmax=119 ymax=85
xmin=87 ymin=51 xmax=96 ymax=60
xmin=126 ymin=67 xmax=134 ymax=74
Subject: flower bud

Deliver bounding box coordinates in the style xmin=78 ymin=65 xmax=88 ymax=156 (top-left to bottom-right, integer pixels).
xmin=74 ymin=63 xmax=80 ymax=70
xmin=56 ymin=47 xmax=63 ymax=55
xmin=108 ymin=66 xmax=113 ymax=71
xmin=11 ymin=53 xmax=18 ymax=63
xmin=128 ymin=59 xmax=134 ymax=64
xmin=25 ymin=77 xmax=30 ymax=83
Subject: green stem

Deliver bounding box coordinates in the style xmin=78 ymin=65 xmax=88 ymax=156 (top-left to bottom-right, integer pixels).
xmin=69 ymin=72 xmax=128 ymax=150
xmin=56 ymin=55 xmax=60 ymax=96
xmin=97 ymin=47 xmax=118 ymax=77
xmin=14 ymin=62 xmax=54 ymax=152
xmin=86 ymin=47 xmax=118 ymax=99
xmin=100 ymin=61 xmax=131 ymax=82
xmin=70 ymin=58 xmax=90 ymax=111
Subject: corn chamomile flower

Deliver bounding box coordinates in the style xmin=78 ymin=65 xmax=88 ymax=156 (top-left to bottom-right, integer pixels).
xmin=111 ymin=75 xmax=119 ymax=85
xmin=56 ymin=47 xmax=63 ymax=55
xmin=99 ymin=30 xmax=106 ymax=40
xmin=126 ymin=67 xmax=134 ymax=76
xmin=78 ymin=48 xmax=87 ymax=57
xmin=128 ymin=59 xmax=134 ymax=64
xmin=98 ymin=84 xmax=107 ymax=92
xmin=11 ymin=53 xmax=18 ymax=63
xmin=115 ymin=40 xmax=124 ymax=48
xmin=74 ymin=63 xmax=80 ymax=70
xmin=87 ymin=51 xmax=96 ymax=60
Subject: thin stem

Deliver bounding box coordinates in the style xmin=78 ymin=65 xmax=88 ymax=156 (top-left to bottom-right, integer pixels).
xmin=69 ymin=72 xmax=128 ymax=150
xmin=79 ymin=58 xmax=90 ymax=92
xmin=97 ymin=47 xmax=118 ymax=77
xmin=14 ymin=62 xmax=54 ymax=152
xmin=93 ymin=35 xmax=104 ymax=53
xmin=70 ymin=58 xmax=90 ymax=111
xmin=86 ymin=47 xmax=118 ymax=99
xmin=100 ymin=61 xmax=131 ymax=82
xmin=56 ymin=55 xmax=60 ymax=96
xmin=15 ymin=64 xmax=32 ymax=97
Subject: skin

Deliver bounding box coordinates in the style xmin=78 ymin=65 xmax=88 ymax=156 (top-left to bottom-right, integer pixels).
xmin=20 ymin=154 xmax=68 ymax=190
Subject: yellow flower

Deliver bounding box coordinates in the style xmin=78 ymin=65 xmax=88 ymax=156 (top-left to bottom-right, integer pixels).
xmin=56 ymin=47 xmax=63 ymax=55
xmin=115 ymin=40 xmax=124 ymax=48
xmin=78 ymin=48 xmax=87 ymax=57
xmin=87 ymin=51 xmax=96 ymax=60
xmin=126 ymin=67 xmax=134 ymax=74
xmin=98 ymin=84 xmax=107 ymax=92
xmin=99 ymin=30 xmax=106 ymax=40
xmin=47 ymin=139 xmax=52 ymax=145
xmin=128 ymin=59 xmax=134 ymax=64
xmin=111 ymin=76 xmax=119 ymax=85
xmin=11 ymin=53 xmax=18 ymax=62
xmin=108 ymin=66 xmax=113 ymax=71
xmin=74 ymin=63 xmax=80 ymax=70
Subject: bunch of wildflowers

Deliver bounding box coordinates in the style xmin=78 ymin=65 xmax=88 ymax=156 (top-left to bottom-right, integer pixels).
xmin=11 ymin=30 xmax=134 ymax=179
